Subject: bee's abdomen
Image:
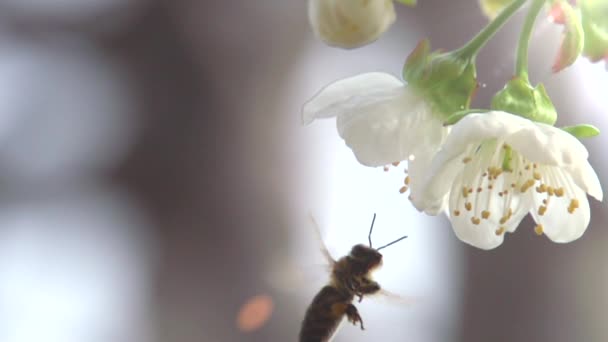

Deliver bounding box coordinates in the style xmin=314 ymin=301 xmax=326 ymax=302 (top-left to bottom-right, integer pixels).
xmin=299 ymin=285 xmax=352 ymax=342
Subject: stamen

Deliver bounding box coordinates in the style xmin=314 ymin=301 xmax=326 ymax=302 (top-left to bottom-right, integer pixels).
xmin=568 ymin=199 xmax=579 ymax=214
xmin=534 ymin=224 xmax=544 ymax=236
xmin=538 ymin=206 xmax=547 ymax=216
xmin=383 ymin=166 xmax=389 ymax=172
xmin=404 ymin=176 xmax=410 ymax=185
xmin=495 ymin=227 xmax=505 ymax=236
xmin=399 ymin=186 xmax=408 ymax=194
xmin=465 ymin=202 xmax=472 ymax=211
xmin=470 ymin=217 xmax=481 ymax=225
xmin=481 ymin=210 xmax=491 ymax=219
xmin=462 ymin=157 xmax=472 ymax=164
xmin=392 ymin=161 xmax=400 ymax=167
xmin=453 ymin=210 xmax=460 ymax=216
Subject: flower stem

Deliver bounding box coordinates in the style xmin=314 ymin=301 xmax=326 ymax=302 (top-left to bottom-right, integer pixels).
xmin=515 ymin=0 xmax=546 ymax=82
xmin=454 ymin=0 xmax=528 ymax=59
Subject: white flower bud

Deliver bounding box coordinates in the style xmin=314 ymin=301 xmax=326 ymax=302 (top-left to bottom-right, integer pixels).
xmin=308 ymin=0 xmax=396 ymax=49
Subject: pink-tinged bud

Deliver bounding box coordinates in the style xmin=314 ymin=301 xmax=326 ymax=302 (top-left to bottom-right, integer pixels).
xmin=550 ymin=1 xmax=584 ymax=73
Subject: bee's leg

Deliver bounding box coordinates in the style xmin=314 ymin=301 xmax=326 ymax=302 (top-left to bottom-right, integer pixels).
xmin=358 ymin=280 xmax=381 ymax=302
xmin=345 ymin=304 xmax=364 ymax=330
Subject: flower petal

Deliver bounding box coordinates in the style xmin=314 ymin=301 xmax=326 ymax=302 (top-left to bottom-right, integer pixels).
xmin=302 ymin=72 xmax=403 ymax=125
xmin=502 ymin=122 xmax=602 ymax=201
xmin=530 ymin=176 xmax=591 ymax=243
xmin=408 ymin=152 xmax=448 ymax=214
xmin=446 ymin=166 xmax=531 ymax=250
xmin=421 ymin=111 xmax=526 ymax=210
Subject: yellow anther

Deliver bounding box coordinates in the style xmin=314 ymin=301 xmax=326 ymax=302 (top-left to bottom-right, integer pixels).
xmin=495 ymin=227 xmax=505 ymax=236
xmin=568 ymin=199 xmax=579 ymax=214
xmin=538 ymin=206 xmax=547 ymax=216
xmin=462 ymin=187 xmax=469 ymax=198
xmin=404 ymin=176 xmax=410 ymax=185
xmin=462 ymin=157 xmax=472 ymax=164
xmin=481 ymin=210 xmax=491 ymax=219
xmin=471 ymin=217 xmax=481 ymax=225
xmin=533 ymin=172 xmax=541 ymax=180
xmin=453 ymin=210 xmax=461 ymax=216
xmin=547 ymin=187 xmax=555 ymax=196
xmin=399 ymin=186 xmax=408 ymax=194
xmin=555 ymin=187 xmax=564 ymax=197
xmin=465 ymin=202 xmax=472 ymax=211
xmin=520 ymin=179 xmax=535 ymax=192
xmin=534 ymin=224 xmax=544 ymax=236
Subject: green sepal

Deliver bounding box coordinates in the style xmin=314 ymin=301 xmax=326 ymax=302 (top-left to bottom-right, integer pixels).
xmin=396 ymin=0 xmax=417 ymax=6
xmin=561 ymin=124 xmax=600 ymax=138
xmin=403 ymin=40 xmax=479 ymax=118
xmin=443 ymin=109 xmax=486 ymax=126
xmin=579 ymin=0 xmax=608 ymax=63
xmin=491 ymin=77 xmax=557 ymax=125
xmin=550 ymin=1 xmax=584 ymax=72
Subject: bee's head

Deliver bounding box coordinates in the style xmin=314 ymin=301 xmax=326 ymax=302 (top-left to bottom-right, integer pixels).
xmin=350 ymin=244 xmax=383 ymax=270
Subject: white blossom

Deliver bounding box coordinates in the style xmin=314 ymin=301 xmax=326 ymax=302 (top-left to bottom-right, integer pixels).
xmin=302 ymin=72 xmax=449 ymax=211
xmin=419 ymin=111 xmax=603 ymax=249
xmin=308 ymin=0 xmax=396 ymax=49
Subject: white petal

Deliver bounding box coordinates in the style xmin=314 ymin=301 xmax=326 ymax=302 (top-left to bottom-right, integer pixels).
xmin=423 ymin=110 xmax=603 ymax=209
xmin=501 ymin=121 xmax=602 ymax=201
xmin=308 ymin=0 xmax=396 ymax=49
xmin=530 ymin=180 xmax=591 ymax=243
xmin=302 ymin=72 xmax=402 ymax=125
xmin=336 ymin=89 xmax=440 ymax=166
xmin=445 ymin=169 xmax=531 ymax=250
xmin=408 ymin=152 xmax=447 ymax=215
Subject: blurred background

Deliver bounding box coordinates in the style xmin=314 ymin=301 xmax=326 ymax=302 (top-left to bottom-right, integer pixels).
xmin=0 ymin=1 xmax=605 ymax=341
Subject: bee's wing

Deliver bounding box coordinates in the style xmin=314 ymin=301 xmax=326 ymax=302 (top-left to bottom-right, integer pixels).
xmin=373 ymin=288 xmax=419 ymax=307
xmin=308 ymin=213 xmax=336 ymax=266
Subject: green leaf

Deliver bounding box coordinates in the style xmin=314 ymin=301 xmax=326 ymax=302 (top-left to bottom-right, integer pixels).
xmin=396 ymin=0 xmax=417 ymax=6
xmin=561 ymin=124 xmax=600 ymax=138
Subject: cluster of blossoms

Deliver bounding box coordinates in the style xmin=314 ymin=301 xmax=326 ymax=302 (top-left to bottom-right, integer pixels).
xmin=303 ymin=0 xmax=605 ymax=249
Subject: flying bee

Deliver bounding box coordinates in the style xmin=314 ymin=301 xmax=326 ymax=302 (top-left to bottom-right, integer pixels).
xmin=298 ymin=214 xmax=408 ymax=342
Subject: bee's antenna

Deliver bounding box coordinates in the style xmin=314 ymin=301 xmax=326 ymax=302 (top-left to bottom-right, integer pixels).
xmin=376 ymin=235 xmax=408 ymax=251
xmin=367 ymin=213 xmax=377 ymax=248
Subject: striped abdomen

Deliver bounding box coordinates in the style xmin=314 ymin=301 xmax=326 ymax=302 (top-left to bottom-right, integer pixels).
xmin=299 ymin=285 xmax=353 ymax=342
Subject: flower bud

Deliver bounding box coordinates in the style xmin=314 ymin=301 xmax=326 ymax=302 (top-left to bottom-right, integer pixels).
xmin=308 ymin=0 xmax=396 ymax=49
xmin=549 ymin=1 xmax=584 ymax=72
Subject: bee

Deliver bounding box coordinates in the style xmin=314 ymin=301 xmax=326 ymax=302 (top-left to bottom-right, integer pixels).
xmin=298 ymin=214 xmax=408 ymax=342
